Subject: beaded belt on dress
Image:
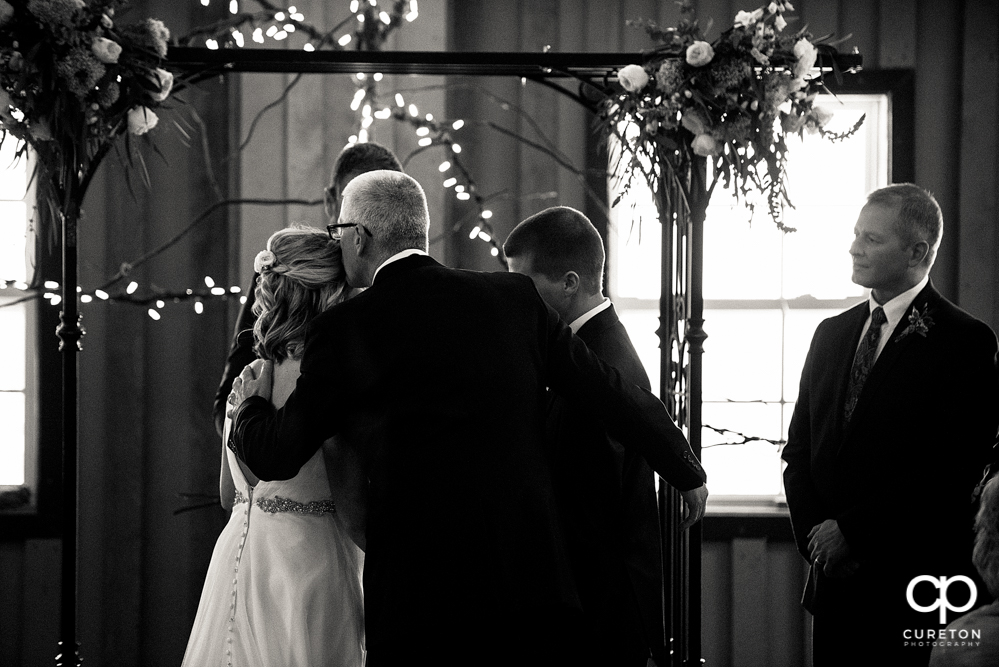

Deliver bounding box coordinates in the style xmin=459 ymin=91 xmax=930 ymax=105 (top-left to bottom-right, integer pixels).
xmin=233 ymin=489 xmax=336 ymax=516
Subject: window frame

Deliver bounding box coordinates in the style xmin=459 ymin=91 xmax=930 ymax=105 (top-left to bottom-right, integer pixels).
xmin=0 ymin=147 xmax=63 ymax=538
xmin=603 ymin=70 xmax=914 ymax=535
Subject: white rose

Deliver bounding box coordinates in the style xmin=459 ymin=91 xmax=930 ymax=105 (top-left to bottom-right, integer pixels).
xmin=92 ymin=37 xmax=122 ymax=64
xmin=691 ymin=134 xmax=721 ymax=157
xmin=793 ymin=39 xmax=818 ymax=80
xmin=617 ymin=64 xmax=650 ymax=93
xmin=734 ymin=8 xmax=764 ymax=28
xmin=149 ymin=68 xmax=173 ymax=102
xmin=127 ymin=106 xmax=158 ymax=135
xmin=774 ymin=14 xmax=787 ymax=31
xmin=254 ymin=249 xmax=276 ymax=274
xmin=685 ymin=41 xmax=715 ymax=67
xmin=0 ymin=1 xmax=14 ymax=26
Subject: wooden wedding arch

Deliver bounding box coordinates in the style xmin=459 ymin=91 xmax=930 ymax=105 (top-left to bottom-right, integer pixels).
xmin=55 ymin=46 xmax=863 ymax=666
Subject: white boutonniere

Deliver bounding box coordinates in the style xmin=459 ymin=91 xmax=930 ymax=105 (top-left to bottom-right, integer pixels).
xmin=894 ymin=303 xmax=934 ymax=342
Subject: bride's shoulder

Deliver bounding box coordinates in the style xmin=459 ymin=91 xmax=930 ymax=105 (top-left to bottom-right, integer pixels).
xmin=271 ymin=358 xmax=301 ymax=408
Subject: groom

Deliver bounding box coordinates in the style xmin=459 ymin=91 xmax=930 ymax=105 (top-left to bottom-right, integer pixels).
xmin=229 ymin=170 xmax=707 ymax=665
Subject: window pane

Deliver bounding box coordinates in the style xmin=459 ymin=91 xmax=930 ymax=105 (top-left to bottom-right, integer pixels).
xmin=783 ymin=308 xmax=852 ymax=403
xmin=0 ymin=299 xmax=25 ymax=390
xmin=609 ymin=202 xmax=661 ymax=299
xmin=703 ymin=205 xmax=783 ymax=300
xmin=0 ymin=139 xmax=26 ymax=200
xmin=0 ymin=201 xmax=28 ymax=282
xmin=0 ymin=391 xmax=25 ymax=485
xmin=702 ymin=309 xmax=783 ymax=402
xmin=701 ymin=401 xmax=784 ymax=496
xmin=782 ymin=205 xmax=865 ymax=300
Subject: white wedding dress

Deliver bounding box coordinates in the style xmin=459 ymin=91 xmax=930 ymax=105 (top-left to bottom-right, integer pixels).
xmin=183 ymin=360 xmax=365 ymax=667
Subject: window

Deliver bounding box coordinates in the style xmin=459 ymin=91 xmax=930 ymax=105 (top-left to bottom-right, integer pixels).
xmin=608 ymin=94 xmax=889 ymax=508
xmin=0 ymin=140 xmax=36 ymax=505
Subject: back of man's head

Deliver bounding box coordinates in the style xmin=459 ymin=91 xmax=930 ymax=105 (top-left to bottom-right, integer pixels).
xmin=332 ymin=141 xmax=404 ymax=184
xmin=503 ymin=206 xmax=605 ymax=295
xmin=344 ymin=170 xmax=429 ymax=253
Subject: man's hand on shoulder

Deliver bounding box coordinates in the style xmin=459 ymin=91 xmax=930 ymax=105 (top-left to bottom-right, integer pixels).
xmin=679 ymin=484 xmax=708 ymax=532
xmin=226 ymin=359 xmax=273 ymax=419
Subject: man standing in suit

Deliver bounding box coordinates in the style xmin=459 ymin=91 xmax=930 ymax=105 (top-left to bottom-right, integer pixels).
xmin=782 ymin=183 xmax=999 ymax=666
xmin=228 ymin=171 xmax=708 ymax=665
xmin=504 ymin=206 xmax=667 ymax=666
xmin=212 ymin=142 xmax=403 ymax=436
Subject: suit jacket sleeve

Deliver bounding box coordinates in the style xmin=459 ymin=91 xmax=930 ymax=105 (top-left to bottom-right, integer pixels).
xmin=782 ymin=325 xmax=824 ymax=559
xmin=229 ymin=309 xmax=344 ymax=481
xmin=542 ymin=300 xmax=706 ymax=491
xmin=213 ymin=276 xmax=259 ymax=437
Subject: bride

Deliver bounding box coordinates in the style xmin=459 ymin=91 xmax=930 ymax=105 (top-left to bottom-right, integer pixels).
xmin=183 ymin=225 xmax=365 ymax=667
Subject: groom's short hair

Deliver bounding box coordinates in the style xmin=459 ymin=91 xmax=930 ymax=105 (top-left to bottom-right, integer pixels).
xmin=348 ymin=170 xmax=429 ymax=253
xmin=503 ymin=206 xmax=605 ymax=295
xmin=331 ymin=141 xmax=403 ymax=185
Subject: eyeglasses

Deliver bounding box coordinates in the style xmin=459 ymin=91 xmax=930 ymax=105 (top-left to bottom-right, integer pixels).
xmin=327 ymin=222 xmax=373 ymax=240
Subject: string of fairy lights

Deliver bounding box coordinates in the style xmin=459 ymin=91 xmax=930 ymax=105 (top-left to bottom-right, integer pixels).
xmin=0 ymin=0 xmax=518 ymax=320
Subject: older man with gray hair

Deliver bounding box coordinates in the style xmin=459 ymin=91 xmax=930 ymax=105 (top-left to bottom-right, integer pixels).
xmin=228 ymin=170 xmax=707 ymax=665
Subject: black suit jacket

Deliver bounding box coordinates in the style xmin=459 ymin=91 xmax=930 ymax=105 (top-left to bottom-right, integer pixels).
xmin=547 ymin=303 xmax=666 ymax=666
xmin=783 ymin=282 xmax=999 ymax=621
xmin=230 ymin=255 xmax=705 ymax=660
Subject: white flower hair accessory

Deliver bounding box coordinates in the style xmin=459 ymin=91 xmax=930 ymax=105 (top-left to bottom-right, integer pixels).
xmin=254 ymin=249 xmax=276 ymax=274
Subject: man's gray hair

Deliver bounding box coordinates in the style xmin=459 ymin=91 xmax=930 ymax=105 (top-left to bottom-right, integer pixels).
xmin=866 ymin=183 xmax=943 ymax=266
xmin=346 ymin=170 xmax=429 ymax=253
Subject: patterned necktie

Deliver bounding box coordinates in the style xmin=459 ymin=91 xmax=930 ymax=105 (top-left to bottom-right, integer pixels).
xmin=843 ymin=306 xmax=887 ymax=423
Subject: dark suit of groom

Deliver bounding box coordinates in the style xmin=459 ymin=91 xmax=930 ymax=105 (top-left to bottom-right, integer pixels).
xmin=547 ymin=303 xmax=666 ymax=666
xmin=228 ymin=172 xmax=707 ymax=665
xmin=782 ymin=185 xmax=999 ymax=667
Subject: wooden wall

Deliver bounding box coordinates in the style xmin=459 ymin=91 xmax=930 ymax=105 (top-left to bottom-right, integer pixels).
xmin=1 ymin=1 xmax=997 ymax=666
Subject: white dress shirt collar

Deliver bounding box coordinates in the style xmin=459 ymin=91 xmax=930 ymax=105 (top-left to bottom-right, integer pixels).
xmin=862 ymin=274 xmax=929 ymax=359
xmin=569 ymin=298 xmax=611 ymax=334
xmin=371 ymin=248 xmax=428 ymax=285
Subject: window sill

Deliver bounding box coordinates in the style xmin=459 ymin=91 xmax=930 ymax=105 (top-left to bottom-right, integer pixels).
xmin=702 ymin=495 xmax=795 ymax=542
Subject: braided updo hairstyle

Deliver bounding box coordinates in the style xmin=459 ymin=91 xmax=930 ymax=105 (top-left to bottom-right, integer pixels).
xmin=251 ymin=225 xmax=347 ymax=363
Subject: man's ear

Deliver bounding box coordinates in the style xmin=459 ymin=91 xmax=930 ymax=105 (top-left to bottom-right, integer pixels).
xmin=354 ymin=227 xmax=368 ymax=256
xmin=909 ymin=240 xmax=929 ymax=266
xmin=562 ymin=271 xmax=580 ymax=297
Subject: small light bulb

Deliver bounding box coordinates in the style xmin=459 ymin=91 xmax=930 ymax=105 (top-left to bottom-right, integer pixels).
xmin=127 ymin=281 xmax=138 ymax=294
xmin=442 ymin=177 xmax=457 ymax=188
xmin=195 ymin=301 xmax=204 ymax=314
xmin=438 ymin=161 xmax=451 ymax=172
xmin=452 ymin=119 xmax=464 ymax=130
xmin=469 ymin=226 xmax=481 ymax=239
xmin=204 ymin=276 xmax=215 ymax=288
xmin=481 ymin=210 xmax=493 ymax=219
xmin=338 ymin=34 xmax=352 ymax=46
xmin=148 ymin=309 xmax=161 ymax=321
xmin=211 ymin=287 xmax=226 ymax=296
xmin=156 ymin=300 xmax=165 ymax=309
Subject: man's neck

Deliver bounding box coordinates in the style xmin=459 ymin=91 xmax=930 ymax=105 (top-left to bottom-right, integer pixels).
xmin=566 ymin=293 xmax=607 ymax=324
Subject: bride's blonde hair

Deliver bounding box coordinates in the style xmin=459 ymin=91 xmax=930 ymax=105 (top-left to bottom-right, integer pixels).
xmin=252 ymin=225 xmax=347 ymax=362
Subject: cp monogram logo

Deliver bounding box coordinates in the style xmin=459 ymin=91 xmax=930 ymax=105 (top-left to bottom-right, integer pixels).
xmin=906 ymin=575 xmax=978 ymax=624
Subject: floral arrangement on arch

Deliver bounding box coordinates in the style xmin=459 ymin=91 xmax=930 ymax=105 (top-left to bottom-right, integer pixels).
xmin=0 ymin=0 xmax=176 ymax=236
xmin=604 ymin=0 xmax=863 ymax=231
